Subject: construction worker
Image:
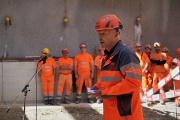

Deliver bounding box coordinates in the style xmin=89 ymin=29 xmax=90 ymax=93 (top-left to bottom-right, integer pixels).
xmin=37 ymin=48 xmax=57 ymax=105
xmin=135 ymin=43 xmax=150 ymax=97
xmin=145 ymin=44 xmax=153 ymax=90
xmin=150 ymin=42 xmax=167 ymax=105
xmin=91 ymin=14 xmax=143 ymax=120
xmin=56 ymin=48 xmax=73 ymax=105
xmin=94 ymin=46 xmax=105 ymax=103
xmin=74 ymin=43 xmax=94 ymax=104
xmin=162 ymin=47 xmax=173 ymax=91
xmin=171 ymin=48 xmax=180 ymax=107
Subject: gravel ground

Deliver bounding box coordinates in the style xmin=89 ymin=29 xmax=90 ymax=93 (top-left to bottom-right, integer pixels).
xmin=0 ymin=100 xmax=180 ymax=120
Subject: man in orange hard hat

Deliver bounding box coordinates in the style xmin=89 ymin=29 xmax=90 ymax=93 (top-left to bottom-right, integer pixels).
xmin=74 ymin=43 xmax=94 ymax=104
xmin=172 ymin=48 xmax=180 ymax=107
xmin=56 ymin=48 xmax=73 ymax=105
xmin=162 ymin=47 xmax=173 ymax=91
xmin=94 ymin=46 xmax=105 ymax=103
xmin=91 ymin=14 xmax=143 ymax=120
xmin=150 ymin=42 xmax=167 ymax=105
xmin=37 ymin=48 xmax=57 ymax=105
xmin=135 ymin=43 xmax=150 ymax=97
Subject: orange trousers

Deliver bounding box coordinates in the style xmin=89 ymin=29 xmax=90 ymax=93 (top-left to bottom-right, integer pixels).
xmin=76 ymin=74 xmax=92 ymax=93
xmin=164 ymin=72 xmax=173 ymax=90
xmin=141 ymin=75 xmax=148 ymax=91
xmin=174 ymin=80 xmax=180 ymax=105
xmin=146 ymin=72 xmax=152 ymax=88
xmin=57 ymin=74 xmax=72 ymax=94
xmin=152 ymin=72 xmax=165 ymax=91
xmin=40 ymin=75 xmax=54 ymax=96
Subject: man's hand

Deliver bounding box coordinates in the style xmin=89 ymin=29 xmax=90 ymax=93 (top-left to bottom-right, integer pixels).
xmin=91 ymin=88 xmax=103 ymax=99
xmin=90 ymin=85 xmax=98 ymax=90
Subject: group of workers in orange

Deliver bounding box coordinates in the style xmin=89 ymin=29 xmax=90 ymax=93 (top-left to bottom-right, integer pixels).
xmin=37 ymin=44 xmax=105 ymax=105
xmin=135 ymin=42 xmax=180 ymax=106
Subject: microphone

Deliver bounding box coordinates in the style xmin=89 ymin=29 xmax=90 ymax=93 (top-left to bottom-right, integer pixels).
xmin=38 ymin=53 xmax=52 ymax=64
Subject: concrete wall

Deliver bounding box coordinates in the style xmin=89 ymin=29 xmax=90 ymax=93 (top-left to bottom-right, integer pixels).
xmin=0 ymin=0 xmax=179 ymax=58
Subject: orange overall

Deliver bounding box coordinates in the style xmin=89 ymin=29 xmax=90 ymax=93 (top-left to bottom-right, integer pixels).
xmin=136 ymin=52 xmax=150 ymax=92
xmin=37 ymin=57 xmax=57 ymax=101
xmin=57 ymin=57 xmax=73 ymax=101
xmin=150 ymin=52 xmax=167 ymax=92
xmin=74 ymin=53 xmax=94 ymax=99
xmin=164 ymin=55 xmax=173 ymax=90
xmin=95 ymin=55 xmax=103 ymax=83
xmin=172 ymin=58 xmax=180 ymax=105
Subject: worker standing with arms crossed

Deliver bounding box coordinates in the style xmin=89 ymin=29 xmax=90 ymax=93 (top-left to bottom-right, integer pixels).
xmin=94 ymin=46 xmax=105 ymax=103
xmin=74 ymin=43 xmax=94 ymax=104
xmin=150 ymin=42 xmax=167 ymax=105
xmin=91 ymin=14 xmax=143 ymax=120
xmin=56 ymin=48 xmax=73 ymax=105
xmin=171 ymin=48 xmax=180 ymax=107
xmin=135 ymin=43 xmax=150 ymax=97
xmin=37 ymin=48 xmax=57 ymax=105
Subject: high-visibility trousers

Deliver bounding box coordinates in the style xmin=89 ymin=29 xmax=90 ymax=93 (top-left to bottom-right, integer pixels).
xmin=146 ymin=72 xmax=152 ymax=88
xmin=174 ymin=80 xmax=180 ymax=105
xmin=141 ymin=74 xmax=148 ymax=92
xmin=57 ymin=74 xmax=72 ymax=94
xmin=164 ymin=72 xmax=172 ymax=90
xmin=40 ymin=75 xmax=54 ymax=99
xmin=76 ymin=74 xmax=91 ymax=93
xmin=152 ymin=72 xmax=165 ymax=91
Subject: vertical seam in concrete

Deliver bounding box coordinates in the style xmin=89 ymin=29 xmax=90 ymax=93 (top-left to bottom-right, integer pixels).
xmin=1 ymin=62 xmax=3 ymax=102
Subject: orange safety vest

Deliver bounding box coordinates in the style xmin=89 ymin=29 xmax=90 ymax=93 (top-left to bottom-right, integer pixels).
xmin=136 ymin=52 xmax=150 ymax=71
xmin=95 ymin=55 xmax=103 ymax=77
xmin=58 ymin=57 xmax=73 ymax=74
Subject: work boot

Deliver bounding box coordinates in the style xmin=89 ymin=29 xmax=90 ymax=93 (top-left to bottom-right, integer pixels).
xmin=56 ymin=99 xmax=61 ymax=105
xmin=75 ymin=98 xmax=81 ymax=104
xmin=87 ymin=98 xmax=94 ymax=103
xmin=44 ymin=100 xmax=48 ymax=105
xmin=50 ymin=99 xmax=54 ymax=105
xmin=64 ymin=99 xmax=70 ymax=104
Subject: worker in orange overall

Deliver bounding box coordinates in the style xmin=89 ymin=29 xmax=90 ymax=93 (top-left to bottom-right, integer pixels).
xmin=135 ymin=43 xmax=150 ymax=97
xmin=171 ymin=48 xmax=180 ymax=107
xmin=91 ymin=14 xmax=143 ymax=120
xmin=74 ymin=43 xmax=94 ymax=104
xmin=145 ymin=44 xmax=153 ymax=91
xmin=150 ymin=42 xmax=167 ymax=105
xmin=94 ymin=46 xmax=105 ymax=103
xmin=37 ymin=48 xmax=57 ymax=105
xmin=56 ymin=48 xmax=73 ymax=105
xmin=162 ymin=47 xmax=173 ymax=91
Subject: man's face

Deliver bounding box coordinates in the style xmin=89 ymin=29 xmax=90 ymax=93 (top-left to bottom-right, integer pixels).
xmin=99 ymin=50 xmax=104 ymax=56
xmin=163 ymin=51 xmax=168 ymax=56
xmin=62 ymin=52 xmax=68 ymax=58
xmin=135 ymin=45 xmax=141 ymax=52
xmin=80 ymin=47 xmax=86 ymax=53
xmin=154 ymin=46 xmax=161 ymax=52
xmin=97 ymin=29 xmax=117 ymax=50
xmin=145 ymin=48 xmax=151 ymax=54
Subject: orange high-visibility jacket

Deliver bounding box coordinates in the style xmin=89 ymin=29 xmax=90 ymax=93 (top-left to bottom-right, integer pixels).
xmin=58 ymin=57 xmax=73 ymax=74
xmin=74 ymin=53 xmax=94 ymax=74
xmin=37 ymin=57 xmax=57 ymax=77
xmin=95 ymin=55 xmax=103 ymax=77
xmin=150 ymin=52 xmax=167 ymax=73
xmin=164 ymin=56 xmax=173 ymax=73
xmin=136 ymin=52 xmax=150 ymax=70
xmin=95 ymin=41 xmax=143 ymax=120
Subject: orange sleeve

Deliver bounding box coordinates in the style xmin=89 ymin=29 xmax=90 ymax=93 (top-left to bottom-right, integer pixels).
xmin=89 ymin=54 xmax=94 ymax=65
xmin=95 ymin=56 xmax=100 ymax=66
xmin=51 ymin=58 xmax=57 ymax=68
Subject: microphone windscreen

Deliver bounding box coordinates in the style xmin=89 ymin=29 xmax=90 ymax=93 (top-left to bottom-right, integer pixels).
xmin=47 ymin=53 xmax=52 ymax=58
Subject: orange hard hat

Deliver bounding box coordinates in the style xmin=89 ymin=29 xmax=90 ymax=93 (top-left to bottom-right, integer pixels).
xmin=145 ymin=44 xmax=152 ymax=50
xmin=95 ymin=14 xmax=123 ymax=31
xmin=154 ymin=42 xmax=161 ymax=47
xmin=99 ymin=46 xmax=105 ymax=51
xmin=162 ymin=47 xmax=169 ymax=52
xmin=175 ymin=48 xmax=180 ymax=55
xmin=62 ymin=48 xmax=69 ymax=53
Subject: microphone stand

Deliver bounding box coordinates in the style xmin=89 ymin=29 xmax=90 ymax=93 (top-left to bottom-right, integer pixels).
xmin=6 ymin=59 xmax=46 ymax=120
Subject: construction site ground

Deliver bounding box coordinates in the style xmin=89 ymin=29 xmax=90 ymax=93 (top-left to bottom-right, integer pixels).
xmin=0 ymin=99 xmax=180 ymax=120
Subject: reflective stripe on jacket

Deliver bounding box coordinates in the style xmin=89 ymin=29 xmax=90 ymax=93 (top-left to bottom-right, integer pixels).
xmin=95 ymin=40 xmax=143 ymax=120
